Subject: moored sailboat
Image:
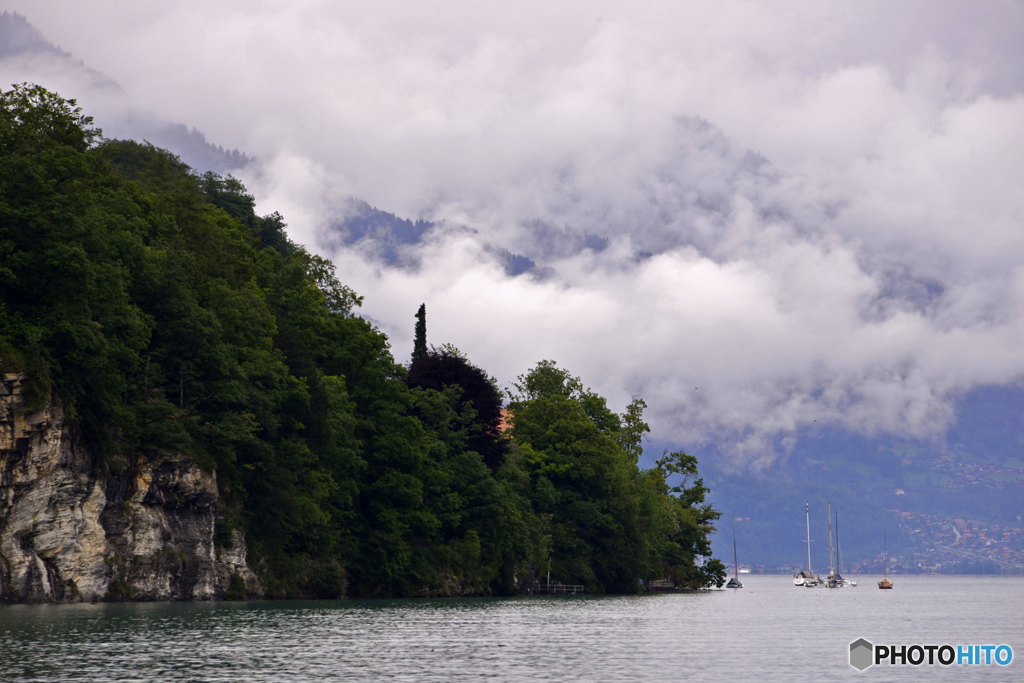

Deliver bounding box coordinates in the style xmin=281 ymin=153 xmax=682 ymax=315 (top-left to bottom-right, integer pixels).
xmin=835 ymin=509 xmax=857 ymax=587
xmin=726 ymin=512 xmax=743 ymax=588
xmin=793 ymin=570 xmax=817 ymax=586
xmin=794 ymin=502 xmax=821 ymax=586
xmin=878 ymin=526 xmax=893 ymax=589
xmin=825 ymin=502 xmax=839 ymax=588
xmin=825 ymin=504 xmax=854 ymax=587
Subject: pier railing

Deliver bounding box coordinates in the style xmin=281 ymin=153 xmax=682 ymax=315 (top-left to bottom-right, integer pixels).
xmin=534 ymin=584 xmax=585 ymax=594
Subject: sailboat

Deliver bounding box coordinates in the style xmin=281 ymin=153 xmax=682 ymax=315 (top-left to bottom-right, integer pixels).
xmin=835 ymin=510 xmax=857 ymax=587
xmin=824 ymin=504 xmax=852 ymax=588
xmin=726 ymin=512 xmax=743 ymax=588
xmin=878 ymin=526 xmax=893 ymax=589
xmin=825 ymin=502 xmax=839 ymax=588
xmin=794 ymin=502 xmax=820 ymax=586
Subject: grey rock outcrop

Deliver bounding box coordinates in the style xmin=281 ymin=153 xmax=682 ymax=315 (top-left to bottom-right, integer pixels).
xmin=0 ymin=372 xmax=262 ymax=602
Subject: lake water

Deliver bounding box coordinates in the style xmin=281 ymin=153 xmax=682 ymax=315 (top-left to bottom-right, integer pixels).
xmin=1 ymin=575 xmax=1020 ymax=681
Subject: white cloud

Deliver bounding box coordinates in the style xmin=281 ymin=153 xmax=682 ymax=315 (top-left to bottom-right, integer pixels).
xmin=4 ymin=0 xmax=1024 ymax=463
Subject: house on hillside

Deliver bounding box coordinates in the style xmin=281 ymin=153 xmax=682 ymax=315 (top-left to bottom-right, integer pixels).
xmin=498 ymin=408 xmax=513 ymax=436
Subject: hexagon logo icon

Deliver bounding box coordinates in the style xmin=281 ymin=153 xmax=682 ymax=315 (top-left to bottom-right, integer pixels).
xmin=850 ymin=638 xmax=874 ymax=671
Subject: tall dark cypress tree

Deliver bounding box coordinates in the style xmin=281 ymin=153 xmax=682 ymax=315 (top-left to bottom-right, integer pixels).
xmin=412 ymin=303 xmax=427 ymax=363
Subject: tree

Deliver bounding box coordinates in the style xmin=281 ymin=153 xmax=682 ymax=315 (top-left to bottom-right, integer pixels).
xmin=0 ymin=83 xmax=102 ymax=154
xmin=508 ymin=361 xmax=725 ymax=592
xmin=655 ymin=450 xmax=708 ymax=507
xmin=508 ymin=361 xmax=646 ymax=593
xmin=407 ymin=346 xmax=508 ymax=472
xmin=652 ymin=450 xmax=726 ymax=588
xmin=412 ymin=303 xmax=427 ymax=363
xmin=0 ymin=84 xmax=147 ymax=449
xmin=618 ymin=397 xmax=650 ymax=464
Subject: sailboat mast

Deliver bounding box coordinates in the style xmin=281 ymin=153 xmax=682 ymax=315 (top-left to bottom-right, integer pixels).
xmin=828 ymin=501 xmax=834 ymax=579
xmin=884 ymin=526 xmax=888 ymax=579
xmin=733 ymin=512 xmax=739 ymax=582
xmin=836 ymin=510 xmax=845 ymax=575
xmin=805 ymin=502 xmax=812 ymax=574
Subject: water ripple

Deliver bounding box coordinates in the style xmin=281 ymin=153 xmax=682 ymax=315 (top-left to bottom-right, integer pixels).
xmin=1 ymin=576 xmax=1020 ymax=682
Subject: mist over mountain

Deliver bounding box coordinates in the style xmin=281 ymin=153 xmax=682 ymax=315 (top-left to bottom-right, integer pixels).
xmin=0 ymin=11 xmax=249 ymax=174
xmin=0 ymin=10 xmax=119 ymax=90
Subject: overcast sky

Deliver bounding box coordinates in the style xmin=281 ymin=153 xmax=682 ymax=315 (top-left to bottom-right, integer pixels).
xmin=4 ymin=0 xmax=1024 ymax=466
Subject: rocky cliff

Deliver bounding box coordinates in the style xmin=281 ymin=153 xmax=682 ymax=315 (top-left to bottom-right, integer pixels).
xmin=0 ymin=372 xmax=262 ymax=602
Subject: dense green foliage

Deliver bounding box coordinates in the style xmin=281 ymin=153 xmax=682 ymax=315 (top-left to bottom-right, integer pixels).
xmin=508 ymin=361 xmax=724 ymax=591
xmin=0 ymin=84 xmax=725 ymax=596
xmin=407 ymin=345 xmax=508 ymax=472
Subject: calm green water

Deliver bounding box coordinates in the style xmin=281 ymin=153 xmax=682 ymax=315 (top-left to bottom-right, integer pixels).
xmin=1 ymin=575 xmax=1020 ymax=681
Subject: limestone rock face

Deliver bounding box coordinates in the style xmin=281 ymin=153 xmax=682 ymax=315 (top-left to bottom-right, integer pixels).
xmin=0 ymin=372 xmax=262 ymax=602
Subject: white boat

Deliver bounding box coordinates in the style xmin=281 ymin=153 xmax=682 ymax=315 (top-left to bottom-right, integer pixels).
xmin=794 ymin=502 xmax=822 ymax=586
xmin=793 ymin=570 xmax=818 ymax=586
xmin=835 ymin=510 xmax=857 ymax=587
xmin=823 ymin=502 xmax=853 ymax=588
xmin=825 ymin=502 xmax=838 ymax=588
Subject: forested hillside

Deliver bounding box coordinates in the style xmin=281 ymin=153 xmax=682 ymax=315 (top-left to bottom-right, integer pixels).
xmin=0 ymin=84 xmax=725 ymax=597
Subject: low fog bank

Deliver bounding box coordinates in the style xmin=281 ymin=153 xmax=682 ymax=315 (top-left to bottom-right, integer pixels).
xmin=303 ymin=105 xmax=1024 ymax=468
